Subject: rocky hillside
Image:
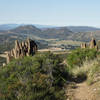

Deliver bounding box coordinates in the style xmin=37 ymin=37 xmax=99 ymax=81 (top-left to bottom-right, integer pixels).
xmin=1 ymin=25 xmax=100 ymax=54
xmin=70 ymin=30 xmax=100 ymax=42
xmin=0 ymin=25 xmax=74 ymax=52
xmin=0 ymin=25 xmax=73 ymax=39
xmin=41 ymin=27 xmax=73 ymax=39
xmin=1 ymin=25 xmax=100 ymax=42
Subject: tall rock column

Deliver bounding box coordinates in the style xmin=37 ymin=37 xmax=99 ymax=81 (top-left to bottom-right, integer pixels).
xmin=6 ymin=52 xmax=11 ymax=64
xmin=81 ymin=43 xmax=86 ymax=49
xmin=14 ymin=40 xmax=21 ymax=59
xmin=5 ymin=38 xmax=38 ymax=64
xmin=90 ymin=38 xmax=97 ymax=49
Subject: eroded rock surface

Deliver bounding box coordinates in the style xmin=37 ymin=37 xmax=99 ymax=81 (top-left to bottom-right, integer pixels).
xmin=6 ymin=38 xmax=37 ymax=64
xmin=81 ymin=38 xmax=98 ymax=50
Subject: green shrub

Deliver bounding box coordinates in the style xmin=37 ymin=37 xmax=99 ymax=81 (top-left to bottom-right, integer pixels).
xmin=0 ymin=52 xmax=67 ymax=100
xmin=70 ymin=59 xmax=99 ymax=82
xmin=65 ymin=48 xmax=100 ymax=83
xmin=67 ymin=48 xmax=98 ymax=69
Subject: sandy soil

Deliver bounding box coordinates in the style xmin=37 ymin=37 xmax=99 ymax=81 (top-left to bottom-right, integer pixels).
xmin=66 ymin=82 xmax=100 ymax=100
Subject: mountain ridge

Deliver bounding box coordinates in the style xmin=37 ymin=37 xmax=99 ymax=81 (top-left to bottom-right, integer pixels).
xmin=0 ymin=24 xmax=100 ymax=46
xmin=68 ymin=26 xmax=100 ymax=32
xmin=0 ymin=25 xmax=73 ymax=40
xmin=0 ymin=24 xmax=100 ymax=32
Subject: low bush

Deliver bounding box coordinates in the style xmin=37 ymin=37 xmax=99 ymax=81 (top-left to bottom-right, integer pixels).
xmin=66 ymin=48 xmax=100 ymax=83
xmin=70 ymin=59 xmax=99 ymax=82
xmin=67 ymin=48 xmax=98 ymax=69
xmin=0 ymin=52 xmax=67 ymax=100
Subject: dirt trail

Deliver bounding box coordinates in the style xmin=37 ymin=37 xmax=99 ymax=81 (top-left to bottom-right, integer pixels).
xmin=66 ymin=82 xmax=100 ymax=100
xmin=74 ymin=82 xmax=95 ymax=100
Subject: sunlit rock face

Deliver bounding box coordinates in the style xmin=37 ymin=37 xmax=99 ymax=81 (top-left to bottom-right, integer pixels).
xmin=89 ymin=38 xmax=97 ymax=49
xmin=81 ymin=43 xmax=87 ymax=49
xmin=80 ymin=37 xmax=98 ymax=50
xmin=6 ymin=38 xmax=38 ymax=64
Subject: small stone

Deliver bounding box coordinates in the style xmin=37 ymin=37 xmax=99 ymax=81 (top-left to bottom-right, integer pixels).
xmin=93 ymin=88 xmax=96 ymax=91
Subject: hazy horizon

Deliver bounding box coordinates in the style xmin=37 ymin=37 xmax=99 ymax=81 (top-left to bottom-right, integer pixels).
xmin=0 ymin=23 xmax=100 ymax=28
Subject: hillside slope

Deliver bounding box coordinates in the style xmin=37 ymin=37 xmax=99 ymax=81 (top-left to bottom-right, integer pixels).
xmin=70 ymin=30 xmax=100 ymax=42
xmin=0 ymin=25 xmax=73 ymax=39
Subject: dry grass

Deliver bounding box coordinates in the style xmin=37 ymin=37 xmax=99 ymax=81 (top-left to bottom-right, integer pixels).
xmin=71 ymin=58 xmax=100 ymax=85
xmin=70 ymin=58 xmax=100 ymax=86
xmin=71 ymin=59 xmax=99 ymax=77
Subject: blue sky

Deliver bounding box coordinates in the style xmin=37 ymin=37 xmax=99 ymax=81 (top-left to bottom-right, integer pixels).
xmin=0 ymin=0 xmax=100 ymax=27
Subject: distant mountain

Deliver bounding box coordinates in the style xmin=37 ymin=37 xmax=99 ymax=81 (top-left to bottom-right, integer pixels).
xmin=67 ymin=26 xmax=100 ymax=32
xmin=70 ymin=30 xmax=100 ymax=42
xmin=0 ymin=25 xmax=73 ymax=49
xmin=0 ymin=25 xmax=73 ymax=40
xmin=1 ymin=24 xmax=100 ymax=33
xmin=1 ymin=24 xmax=100 ymax=44
xmin=33 ymin=24 xmax=56 ymax=29
xmin=0 ymin=25 xmax=75 ymax=53
xmin=11 ymin=25 xmax=42 ymax=36
xmin=0 ymin=24 xmax=56 ymax=31
xmin=0 ymin=24 xmax=20 ymax=31
xmin=1 ymin=25 xmax=100 ymax=53
xmin=42 ymin=27 xmax=73 ymax=39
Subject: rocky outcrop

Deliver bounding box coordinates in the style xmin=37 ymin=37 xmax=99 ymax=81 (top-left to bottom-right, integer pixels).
xmin=89 ymin=38 xmax=97 ymax=49
xmin=6 ymin=38 xmax=37 ymax=64
xmin=81 ymin=37 xmax=98 ymax=50
xmin=81 ymin=43 xmax=87 ymax=49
